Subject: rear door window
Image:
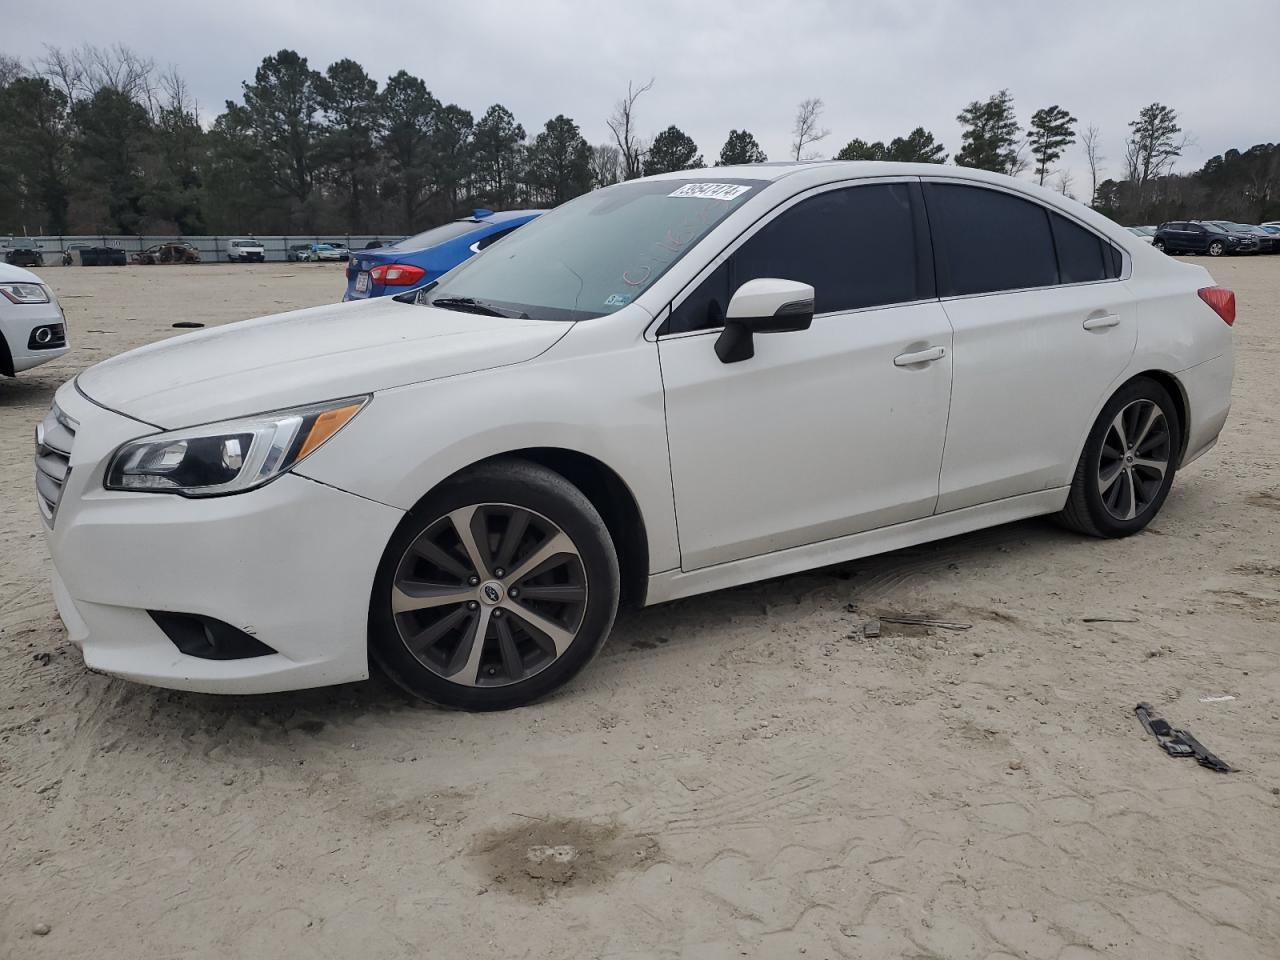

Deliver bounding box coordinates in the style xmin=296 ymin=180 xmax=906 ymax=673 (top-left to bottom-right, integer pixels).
xmin=925 ymin=183 xmax=1058 ymax=296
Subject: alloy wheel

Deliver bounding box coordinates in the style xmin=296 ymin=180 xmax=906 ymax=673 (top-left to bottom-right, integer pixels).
xmin=1208 ymin=241 xmax=1224 ymax=256
xmin=390 ymin=503 xmax=588 ymax=687
xmin=1096 ymin=399 xmax=1172 ymax=521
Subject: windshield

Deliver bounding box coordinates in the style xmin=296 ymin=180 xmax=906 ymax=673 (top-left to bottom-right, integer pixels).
xmin=423 ymin=178 xmax=764 ymax=322
xmin=397 ymin=220 xmax=488 ymax=251
xmin=1204 ymin=223 xmax=1225 ymax=234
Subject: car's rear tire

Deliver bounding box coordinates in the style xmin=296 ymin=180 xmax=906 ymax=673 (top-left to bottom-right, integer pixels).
xmin=1153 ymin=240 xmax=1166 ymax=253
xmin=369 ymin=460 xmax=620 ymax=710
xmin=1057 ymin=377 xmax=1181 ymax=538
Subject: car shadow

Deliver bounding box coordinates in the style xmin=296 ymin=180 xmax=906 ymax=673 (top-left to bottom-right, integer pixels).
xmin=50 ymin=498 xmax=1184 ymax=744
xmin=0 ymin=376 xmax=58 ymax=410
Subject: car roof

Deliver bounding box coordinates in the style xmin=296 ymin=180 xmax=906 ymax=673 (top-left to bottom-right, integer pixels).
xmin=638 ymin=160 xmax=1009 ymax=183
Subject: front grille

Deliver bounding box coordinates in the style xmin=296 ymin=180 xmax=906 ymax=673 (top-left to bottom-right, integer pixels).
xmin=35 ymin=403 xmax=77 ymax=524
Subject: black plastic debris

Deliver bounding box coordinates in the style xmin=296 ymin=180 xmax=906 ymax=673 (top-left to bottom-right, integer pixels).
xmin=172 ymin=321 xmax=205 ymax=328
xmin=1135 ymin=703 xmax=1234 ymax=773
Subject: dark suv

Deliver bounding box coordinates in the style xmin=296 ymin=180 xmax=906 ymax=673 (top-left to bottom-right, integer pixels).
xmin=1153 ymin=221 xmax=1258 ymax=257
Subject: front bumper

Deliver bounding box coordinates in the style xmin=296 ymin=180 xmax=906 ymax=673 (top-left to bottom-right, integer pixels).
xmin=2 ymin=300 xmax=68 ymax=374
xmin=41 ymin=382 xmax=404 ymax=694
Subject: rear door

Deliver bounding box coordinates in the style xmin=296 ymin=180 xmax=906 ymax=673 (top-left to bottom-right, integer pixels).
xmin=922 ymin=180 xmax=1136 ymax=512
xmin=658 ymin=180 xmax=954 ymax=570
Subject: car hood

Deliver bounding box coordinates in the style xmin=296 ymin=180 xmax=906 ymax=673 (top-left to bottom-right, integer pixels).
xmin=76 ymin=296 xmax=572 ymax=428
xmin=0 ymin=261 xmax=41 ymax=283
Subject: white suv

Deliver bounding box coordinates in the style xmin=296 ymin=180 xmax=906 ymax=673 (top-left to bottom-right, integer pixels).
xmin=225 ymin=238 xmax=265 ymax=263
xmin=40 ymin=163 xmax=1233 ymax=709
xmin=1 ymin=261 xmax=67 ymax=376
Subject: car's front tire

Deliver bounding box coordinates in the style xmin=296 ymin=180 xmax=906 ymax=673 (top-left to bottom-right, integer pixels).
xmin=1153 ymin=240 xmax=1166 ymax=253
xmin=1057 ymin=377 xmax=1181 ymax=538
xmin=369 ymin=460 xmax=620 ymax=710
xmin=1208 ymin=240 xmax=1225 ymax=257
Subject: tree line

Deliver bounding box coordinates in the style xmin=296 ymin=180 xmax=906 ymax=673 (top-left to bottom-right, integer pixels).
xmin=1 ymin=45 xmax=1276 ymax=237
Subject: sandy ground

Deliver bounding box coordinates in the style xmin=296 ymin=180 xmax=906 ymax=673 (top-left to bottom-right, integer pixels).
xmin=2 ymin=259 xmax=1279 ymax=959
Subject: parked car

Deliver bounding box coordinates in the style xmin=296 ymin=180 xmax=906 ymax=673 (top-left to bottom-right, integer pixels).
xmin=1153 ymin=221 xmax=1258 ymax=256
xmin=226 ymin=238 xmax=266 ymax=263
xmin=1207 ymin=221 xmax=1277 ymax=254
xmin=132 ymin=241 xmax=201 ymax=265
xmin=323 ymin=241 xmax=351 ymax=261
xmin=1 ymin=261 xmax=67 ymax=376
xmin=308 ymin=243 xmax=344 ymax=262
xmin=4 ymin=246 xmax=44 ymax=267
xmin=77 ymin=246 xmax=127 ymax=266
xmin=38 ymin=163 xmax=1234 ymax=710
xmin=344 ymin=209 xmax=542 ymax=301
xmin=287 ymin=244 xmax=312 ymax=262
xmin=1125 ymin=226 xmax=1156 ymax=244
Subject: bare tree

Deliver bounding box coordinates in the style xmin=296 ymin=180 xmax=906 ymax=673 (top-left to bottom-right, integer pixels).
xmin=0 ymin=53 xmax=25 ymax=86
xmin=1054 ymin=169 xmax=1075 ymax=199
xmin=791 ymin=97 xmax=830 ymax=160
xmin=38 ymin=43 xmax=156 ymax=108
xmin=1081 ymin=123 xmax=1103 ymax=207
xmin=607 ymin=78 xmax=654 ymax=180
xmin=1007 ymin=140 xmax=1030 ymax=177
xmin=158 ymin=65 xmax=198 ymax=118
xmin=590 ymin=144 xmax=621 ymax=187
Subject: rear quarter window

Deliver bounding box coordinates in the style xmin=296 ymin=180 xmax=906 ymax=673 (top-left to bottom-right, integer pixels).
xmin=1049 ymin=212 xmax=1113 ymax=284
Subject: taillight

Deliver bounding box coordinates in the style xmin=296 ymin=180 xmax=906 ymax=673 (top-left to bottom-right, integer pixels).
xmin=1197 ymin=286 xmax=1236 ymax=326
xmin=369 ymin=264 xmax=426 ymax=286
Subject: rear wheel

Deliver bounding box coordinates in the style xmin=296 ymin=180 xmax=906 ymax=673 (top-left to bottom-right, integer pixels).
xmin=1057 ymin=377 xmax=1180 ymax=538
xmin=369 ymin=461 xmax=620 ymax=710
xmin=1153 ymin=240 xmax=1166 ymax=253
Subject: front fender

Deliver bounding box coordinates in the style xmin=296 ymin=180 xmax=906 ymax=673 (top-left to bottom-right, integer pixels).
xmin=295 ymin=335 xmax=679 ymax=575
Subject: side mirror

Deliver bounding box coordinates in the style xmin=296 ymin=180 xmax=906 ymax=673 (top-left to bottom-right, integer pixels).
xmin=715 ymin=278 xmax=815 ymax=364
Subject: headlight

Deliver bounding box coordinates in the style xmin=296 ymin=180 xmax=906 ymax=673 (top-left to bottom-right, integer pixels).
xmin=105 ymin=397 xmax=368 ymax=496
xmin=0 ymin=283 xmax=50 ymax=304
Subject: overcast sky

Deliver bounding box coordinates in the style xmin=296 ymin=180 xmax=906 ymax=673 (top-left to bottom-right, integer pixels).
xmin=9 ymin=0 xmax=1278 ymax=192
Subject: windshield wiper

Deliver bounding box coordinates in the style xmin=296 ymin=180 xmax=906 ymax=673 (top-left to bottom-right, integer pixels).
xmin=427 ymin=296 xmax=527 ymax=319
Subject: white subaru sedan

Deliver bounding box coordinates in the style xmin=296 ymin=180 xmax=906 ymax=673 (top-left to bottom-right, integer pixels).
xmin=39 ymin=163 xmax=1234 ymax=710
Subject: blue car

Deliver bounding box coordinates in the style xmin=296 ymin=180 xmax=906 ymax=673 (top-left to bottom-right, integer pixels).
xmin=343 ymin=209 xmax=543 ymax=301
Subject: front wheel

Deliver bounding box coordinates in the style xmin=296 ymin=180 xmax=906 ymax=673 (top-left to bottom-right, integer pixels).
xmin=1057 ymin=377 xmax=1181 ymax=538
xmin=1208 ymin=240 xmax=1225 ymax=257
xmin=1153 ymin=240 xmax=1166 ymax=253
xmin=369 ymin=460 xmax=620 ymax=710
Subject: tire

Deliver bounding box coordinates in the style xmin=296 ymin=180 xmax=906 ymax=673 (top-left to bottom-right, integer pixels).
xmin=1057 ymin=377 xmax=1181 ymax=538
xmin=1153 ymin=240 xmax=1165 ymax=253
xmin=1208 ymin=240 xmax=1225 ymax=257
xmin=369 ymin=460 xmax=620 ymax=710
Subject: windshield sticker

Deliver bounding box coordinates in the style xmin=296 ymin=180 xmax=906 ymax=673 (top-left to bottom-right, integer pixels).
xmin=604 ymin=293 xmax=632 ymax=307
xmin=668 ymin=183 xmax=752 ymax=201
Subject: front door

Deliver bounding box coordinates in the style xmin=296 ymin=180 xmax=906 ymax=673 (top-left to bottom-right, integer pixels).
xmin=658 ymin=180 xmax=953 ymax=571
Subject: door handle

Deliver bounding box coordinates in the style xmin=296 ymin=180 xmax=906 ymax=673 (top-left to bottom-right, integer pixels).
xmin=894 ymin=346 xmax=946 ymax=367
xmin=1083 ymin=313 xmax=1120 ymax=330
